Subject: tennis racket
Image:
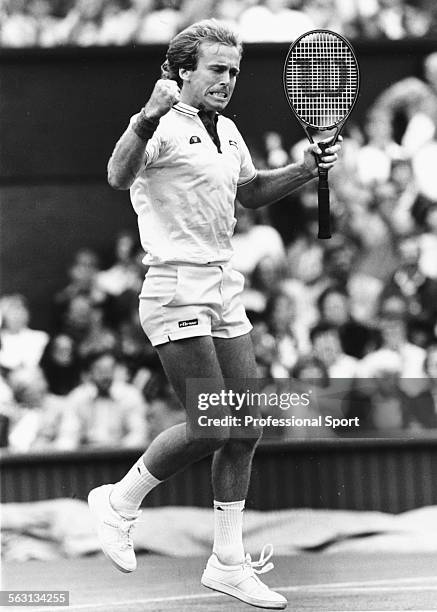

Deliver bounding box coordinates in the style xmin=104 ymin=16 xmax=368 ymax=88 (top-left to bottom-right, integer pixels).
xmin=283 ymin=30 xmax=360 ymax=239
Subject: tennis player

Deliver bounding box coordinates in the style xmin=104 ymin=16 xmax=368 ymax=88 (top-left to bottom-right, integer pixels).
xmin=88 ymin=19 xmax=341 ymax=609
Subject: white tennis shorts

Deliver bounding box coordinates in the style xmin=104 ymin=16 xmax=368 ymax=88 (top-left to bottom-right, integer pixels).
xmin=139 ymin=263 xmax=252 ymax=346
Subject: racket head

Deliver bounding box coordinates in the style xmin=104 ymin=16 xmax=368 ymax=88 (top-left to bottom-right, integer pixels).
xmin=283 ymin=29 xmax=360 ymax=133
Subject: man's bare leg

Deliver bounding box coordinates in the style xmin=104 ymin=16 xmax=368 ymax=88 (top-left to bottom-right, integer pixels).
xmin=207 ymin=333 xmax=261 ymax=564
xmin=211 ymin=333 xmax=261 ymax=501
xmin=110 ymin=336 xmax=231 ymax=516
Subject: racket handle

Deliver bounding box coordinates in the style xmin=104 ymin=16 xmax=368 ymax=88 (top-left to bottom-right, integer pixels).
xmin=317 ymin=143 xmax=331 ymax=239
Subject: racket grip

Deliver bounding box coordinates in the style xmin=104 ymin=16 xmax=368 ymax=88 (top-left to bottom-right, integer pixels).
xmin=317 ymin=169 xmax=331 ymax=239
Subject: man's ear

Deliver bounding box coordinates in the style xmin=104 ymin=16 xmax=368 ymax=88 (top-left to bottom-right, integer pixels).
xmin=179 ymin=68 xmax=192 ymax=83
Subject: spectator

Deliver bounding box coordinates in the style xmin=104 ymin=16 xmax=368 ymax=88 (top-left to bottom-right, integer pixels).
xmin=96 ymin=230 xmax=143 ymax=326
xmin=383 ymin=233 xmax=437 ymax=321
xmin=334 ymin=0 xmax=379 ymax=38
xmin=177 ymin=0 xmax=217 ymax=30
xmin=355 ymin=110 xmax=405 ymax=186
xmin=402 ymin=1 xmax=432 ymax=38
xmin=60 ymin=295 xmax=117 ymax=360
xmin=99 ymin=0 xmax=140 ymax=46
xmin=60 ymin=0 xmax=106 ymax=46
xmin=249 ymin=310 xmax=277 ymax=378
xmin=0 ymin=372 xmax=15 ymax=447
xmin=28 ymin=0 xmax=69 ymax=46
xmin=0 ymin=294 xmax=49 ymax=372
xmin=143 ymin=367 xmax=185 ymax=441
xmin=418 ymin=202 xmax=437 ymax=280
xmin=54 ymin=248 xmax=106 ymax=324
xmin=6 ymin=366 xmax=67 ymax=451
xmin=134 ymin=0 xmax=181 ymax=44
xmin=2 ymin=0 xmax=437 ymax=48
xmin=401 ymin=343 xmax=437 ymax=430
xmin=264 ymin=290 xmax=301 ymax=377
xmin=285 ymin=187 xmax=324 ymax=288
xmin=318 ymin=236 xmax=385 ymax=325
xmin=371 ymin=52 xmax=437 ymax=157
xmin=353 ymin=361 xmax=406 ymax=431
xmin=303 ymin=0 xmax=344 ymax=34
xmin=240 ymin=256 xmax=287 ymax=314
xmin=292 ymin=355 xmax=329 ymax=387
xmin=231 ymin=203 xmax=285 ymax=277
xmin=264 ymin=131 xmax=288 ymax=169
xmin=213 ymin=0 xmax=243 ymax=28
xmin=310 ymin=322 xmax=359 ymax=380
xmin=348 ymin=343 xmax=436 ymax=432
xmin=238 ymin=0 xmax=314 ymax=42
xmin=317 ymin=286 xmax=377 ymax=359
xmin=39 ymin=334 xmax=81 ymax=396
xmin=1 ymin=0 xmax=39 ymax=47
xmin=358 ymin=295 xmax=427 ymax=379
xmin=57 ymin=350 xmax=148 ymax=449
xmin=97 ymin=230 xmax=140 ymax=297
xmin=389 ymin=158 xmax=419 ymax=235
xmin=263 ymin=357 xmax=334 ymax=439
xmin=118 ymin=308 xmax=161 ymax=384
xmin=60 ymin=294 xmax=95 ymax=343
xmin=425 ymin=343 xmax=437 ymax=399
xmin=74 ymin=305 xmax=118 ymax=361
xmin=372 ymin=0 xmax=410 ymax=40
xmin=291 ymin=356 xmax=351 ymax=437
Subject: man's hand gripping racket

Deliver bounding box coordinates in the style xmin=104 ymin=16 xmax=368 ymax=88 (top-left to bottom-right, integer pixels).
xmin=283 ymin=30 xmax=360 ymax=238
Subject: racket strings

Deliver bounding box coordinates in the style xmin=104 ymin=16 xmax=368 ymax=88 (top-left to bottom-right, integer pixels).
xmin=284 ymin=31 xmax=359 ymax=129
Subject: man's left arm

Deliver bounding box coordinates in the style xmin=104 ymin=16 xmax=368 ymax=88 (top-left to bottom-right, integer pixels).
xmin=237 ymin=140 xmax=341 ymax=209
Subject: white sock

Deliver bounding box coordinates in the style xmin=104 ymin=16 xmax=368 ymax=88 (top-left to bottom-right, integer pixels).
xmin=213 ymin=499 xmax=245 ymax=565
xmin=110 ymin=458 xmax=161 ymax=518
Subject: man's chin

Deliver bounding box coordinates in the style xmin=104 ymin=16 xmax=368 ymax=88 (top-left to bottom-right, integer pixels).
xmin=203 ymin=97 xmax=229 ymax=111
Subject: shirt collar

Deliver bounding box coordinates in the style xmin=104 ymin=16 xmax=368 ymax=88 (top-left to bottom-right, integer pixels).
xmin=173 ymin=102 xmax=218 ymax=122
xmin=173 ymin=102 xmax=199 ymax=117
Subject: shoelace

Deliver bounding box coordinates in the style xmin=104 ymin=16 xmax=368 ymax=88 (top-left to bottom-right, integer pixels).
xmin=103 ymin=516 xmax=138 ymax=550
xmin=244 ymin=543 xmax=274 ymax=575
xmin=119 ymin=519 xmax=137 ymax=549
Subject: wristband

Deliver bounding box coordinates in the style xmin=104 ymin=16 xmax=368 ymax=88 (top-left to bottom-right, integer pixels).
xmin=132 ymin=109 xmax=160 ymax=141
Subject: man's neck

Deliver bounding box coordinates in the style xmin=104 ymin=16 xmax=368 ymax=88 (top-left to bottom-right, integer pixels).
xmin=198 ymin=106 xmax=217 ymax=121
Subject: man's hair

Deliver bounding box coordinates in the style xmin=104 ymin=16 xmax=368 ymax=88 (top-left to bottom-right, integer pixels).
xmin=161 ymin=19 xmax=243 ymax=87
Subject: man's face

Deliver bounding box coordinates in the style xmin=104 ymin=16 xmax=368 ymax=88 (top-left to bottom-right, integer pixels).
xmin=313 ymin=331 xmax=341 ymax=365
xmin=179 ymin=42 xmax=241 ymax=112
xmin=90 ymin=355 xmax=115 ymax=394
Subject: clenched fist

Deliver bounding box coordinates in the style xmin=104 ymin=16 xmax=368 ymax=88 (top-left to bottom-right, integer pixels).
xmin=144 ymin=79 xmax=181 ymax=120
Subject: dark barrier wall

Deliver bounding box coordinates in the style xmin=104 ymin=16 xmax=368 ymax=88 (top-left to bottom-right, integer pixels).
xmin=2 ymin=437 xmax=437 ymax=512
xmin=1 ymin=40 xmax=436 ymax=328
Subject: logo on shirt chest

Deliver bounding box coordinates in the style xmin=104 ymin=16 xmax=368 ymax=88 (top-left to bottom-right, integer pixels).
xmin=189 ymin=135 xmax=201 ymax=144
xmin=229 ymin=140 xmax=238 ymax=148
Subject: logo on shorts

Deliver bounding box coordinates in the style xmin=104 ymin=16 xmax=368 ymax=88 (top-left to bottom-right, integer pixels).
xmin=190 ymin=136 xmax=201 ymax=144
xmin=229 ymin=140 xmax=238 ymax=148
xmin=178 ymin=318 xmax=198 ymax=328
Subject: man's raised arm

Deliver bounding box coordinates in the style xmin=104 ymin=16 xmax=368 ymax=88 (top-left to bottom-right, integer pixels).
xmin=107 ymin=79 xmax=180 ymax=190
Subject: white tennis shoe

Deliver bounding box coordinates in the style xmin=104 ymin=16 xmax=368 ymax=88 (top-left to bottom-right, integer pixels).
xmin=201 ymin=544 xmax=287 ymax=609
xmin=88 ymin=484 xmax=140 ymax=573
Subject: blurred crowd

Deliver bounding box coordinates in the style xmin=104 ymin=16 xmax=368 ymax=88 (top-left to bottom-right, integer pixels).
xmin=2 ymin=52 xmax=437 ymax=452
xmin=1 ymin=0 xmax=436 ymax=48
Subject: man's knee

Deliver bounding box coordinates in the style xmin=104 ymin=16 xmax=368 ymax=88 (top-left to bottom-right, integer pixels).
xmin=226 ymin=424 xmax=263 ymax=451
xmin=188 ymin=431 xmax=230 ymax=456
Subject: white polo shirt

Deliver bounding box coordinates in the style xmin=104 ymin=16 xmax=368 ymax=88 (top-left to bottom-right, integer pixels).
xmin=130 ymin=102 xmax=257 ymax=265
